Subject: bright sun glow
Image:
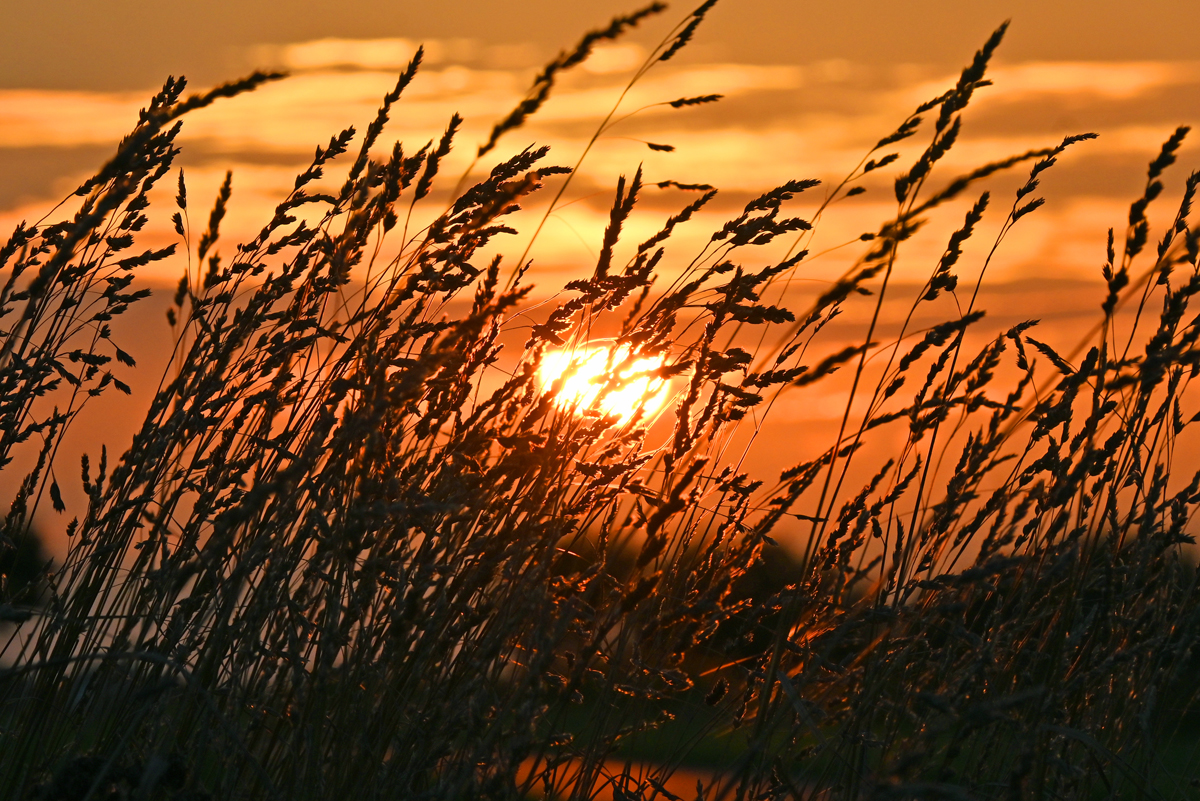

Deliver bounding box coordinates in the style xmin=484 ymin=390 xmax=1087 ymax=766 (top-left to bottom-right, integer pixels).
xmin=538 ymin=344 xmax=668 ymax=422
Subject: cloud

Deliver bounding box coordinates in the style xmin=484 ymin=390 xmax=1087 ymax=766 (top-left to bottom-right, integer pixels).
xmin=274 ymin=38 xmax=428 ymax=71
xmin=898 ymin=61 xmax=1200 ymax=121
xmin=581 ymin=44 xmax=646 ymax=75
xmin=0 ymin=51 xmax=808 ymax=149
xmin=981 ymin=61 xmax=1200 ymax=101
xmin=0 ymin=43 xmax=1195 ymax=295
xmin=0 ymin=89 xmax=145 ymax=148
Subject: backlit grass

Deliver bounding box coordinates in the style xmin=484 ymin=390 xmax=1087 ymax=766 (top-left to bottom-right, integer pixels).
xmin=2 ymin=4 xmax=1199 ymax=800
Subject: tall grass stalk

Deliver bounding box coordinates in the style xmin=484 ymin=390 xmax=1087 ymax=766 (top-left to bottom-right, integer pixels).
xmin=2 ymin=5 xmax=1199 ymax=800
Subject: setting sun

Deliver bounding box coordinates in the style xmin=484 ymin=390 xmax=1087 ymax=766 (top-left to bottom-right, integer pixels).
xmin=538 ymin=344 xmax=669 ymax=422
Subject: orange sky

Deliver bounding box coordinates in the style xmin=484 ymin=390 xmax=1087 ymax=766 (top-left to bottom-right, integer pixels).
xmin=1 ymin=1 xmax=1198 ymax=289
xmin=4 ymin=1 xmax=1200 ymax=90
xmin=2 ymin=0 xmax=1199 ymax=402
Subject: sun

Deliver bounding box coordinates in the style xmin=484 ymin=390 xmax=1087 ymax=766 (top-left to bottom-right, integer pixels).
xmin=538 ymin=344 xmax=669 ymax=423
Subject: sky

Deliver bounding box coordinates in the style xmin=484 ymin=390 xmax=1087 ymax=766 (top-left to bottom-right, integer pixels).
xmin=2 ymin=0 xmax=1198 ymax=288
xmin=3 ymin=0 xmax=1200 ymax=553
xmin=3 ymin=0 xmax=1200 ymax=91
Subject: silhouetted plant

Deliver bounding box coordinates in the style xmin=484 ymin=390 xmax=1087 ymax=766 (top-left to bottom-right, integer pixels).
xmin=1 ymin=5 xmax=1198 ymax=800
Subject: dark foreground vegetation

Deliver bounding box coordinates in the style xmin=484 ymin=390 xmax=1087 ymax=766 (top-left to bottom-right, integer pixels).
xmin=2 ymin=3 xmax=1199 ymax=799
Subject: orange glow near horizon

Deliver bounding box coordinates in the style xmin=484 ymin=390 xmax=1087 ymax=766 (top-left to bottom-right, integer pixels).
xmin=538 ymin=344 xmax=669 ymax=423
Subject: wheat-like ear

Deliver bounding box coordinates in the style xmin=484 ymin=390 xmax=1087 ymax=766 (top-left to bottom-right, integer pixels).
xmin=477 ymin=2 xmax=667 ymax=158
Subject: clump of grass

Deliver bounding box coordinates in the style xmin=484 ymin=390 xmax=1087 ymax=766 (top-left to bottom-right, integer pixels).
xmin=1 ymin=5 xmax=1199 ymax=800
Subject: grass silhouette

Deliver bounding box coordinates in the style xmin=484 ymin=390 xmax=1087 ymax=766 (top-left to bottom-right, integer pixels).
xmin=2 ymin=3 xmax=1199 ymax=799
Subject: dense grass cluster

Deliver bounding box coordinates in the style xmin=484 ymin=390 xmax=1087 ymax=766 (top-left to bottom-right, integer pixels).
xmin=2 ymin=3 xmax=1199 ymax=799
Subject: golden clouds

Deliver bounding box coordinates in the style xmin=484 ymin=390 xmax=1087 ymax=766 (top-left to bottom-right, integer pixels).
xmin=0 ymin=40 xmax=1195 ymax=296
